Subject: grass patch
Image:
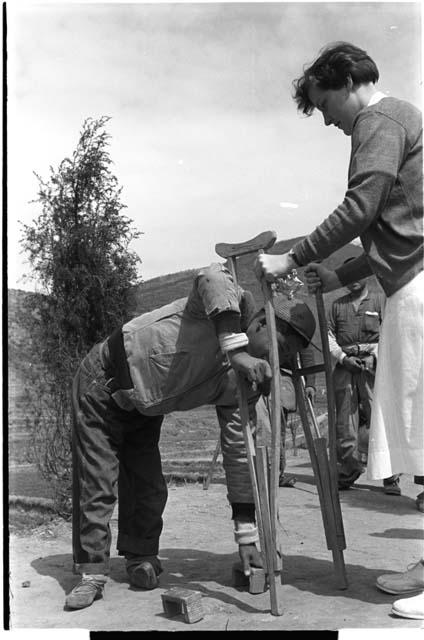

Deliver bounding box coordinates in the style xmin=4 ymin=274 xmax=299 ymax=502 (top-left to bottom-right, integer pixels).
xmin=9 ymin=506 xmax=61 ymax=536
xmin=8 ymin=467 xmax=54 ymax=500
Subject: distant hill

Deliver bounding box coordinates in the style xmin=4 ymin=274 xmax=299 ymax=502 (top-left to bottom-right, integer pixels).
xmin=127 ymin=234 xmax=382 ymax=319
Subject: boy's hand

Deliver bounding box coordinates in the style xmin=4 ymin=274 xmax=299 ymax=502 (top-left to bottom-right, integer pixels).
xmin=238 ymin=543 xmax=263 ymax=576
xmin=228 ymin=351 xmax=272 ymax=395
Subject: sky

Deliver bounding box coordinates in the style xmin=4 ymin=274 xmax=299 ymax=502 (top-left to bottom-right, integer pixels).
xmin=6 ymin=1 xmax=422 ymax=292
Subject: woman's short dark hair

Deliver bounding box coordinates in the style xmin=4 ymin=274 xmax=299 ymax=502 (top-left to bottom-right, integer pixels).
xmin=293 ymin=42 xmax=379 ymax=116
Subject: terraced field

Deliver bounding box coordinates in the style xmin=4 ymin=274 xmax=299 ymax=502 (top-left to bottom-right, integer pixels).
xmin=9 ymin=396 xmax=329 ymax=504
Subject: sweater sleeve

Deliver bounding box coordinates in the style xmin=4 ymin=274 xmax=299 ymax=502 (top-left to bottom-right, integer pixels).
xmin=292 ymin=112 xmax=408 ymax=265
xmin=335 ymin=253 xmax=373 ymax=287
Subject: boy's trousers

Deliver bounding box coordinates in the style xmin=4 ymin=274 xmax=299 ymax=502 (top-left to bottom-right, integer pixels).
xmin=71 ymin=341 xmax=168 ymax=575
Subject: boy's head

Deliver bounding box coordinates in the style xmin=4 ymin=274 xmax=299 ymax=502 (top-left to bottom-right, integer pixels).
xmin=246 ymin=295 xmax=316 ymax=367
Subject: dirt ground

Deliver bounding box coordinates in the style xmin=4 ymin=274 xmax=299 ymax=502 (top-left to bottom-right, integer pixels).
xmin=7 ymin=448 xmax=424 ymax=632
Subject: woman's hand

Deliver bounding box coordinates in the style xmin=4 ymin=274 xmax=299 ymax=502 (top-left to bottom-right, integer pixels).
xmin=304 ymin=263 xmax=342 ymax=293
xmin=254 ymin=252 xmax=296 ymax=282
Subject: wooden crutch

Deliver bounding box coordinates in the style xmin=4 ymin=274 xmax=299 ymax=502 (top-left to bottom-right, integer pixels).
xmin=291 ymin=288 xmax=348 ymax=588
xmin=203 ymin=231 xmax=279 ymax=489
xmin=215 ymin=230 xmax=283 ymax=616
xmin=203 ymin=439 xmax=221 ymax=490
xmin=315 ymin=288 xmax=347 ymax=584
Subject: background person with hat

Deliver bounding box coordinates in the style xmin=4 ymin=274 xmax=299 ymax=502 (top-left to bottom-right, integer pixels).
xmin=327 ymin=258 xmax=400 ymax=493
xmin=66 ymin=261 xmax=317 ymax=610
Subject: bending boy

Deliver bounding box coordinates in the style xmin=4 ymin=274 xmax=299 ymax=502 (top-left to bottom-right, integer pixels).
xmin=67 ymin=262 xmax=316 ymax=609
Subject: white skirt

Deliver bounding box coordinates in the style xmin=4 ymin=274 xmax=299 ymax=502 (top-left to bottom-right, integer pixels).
xmin=367 ymin=270 xmax=424 ymax=479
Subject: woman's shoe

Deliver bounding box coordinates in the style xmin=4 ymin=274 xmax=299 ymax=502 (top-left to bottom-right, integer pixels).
xmin=391 ymin=592 xmax=424 ymax=619
xmin=376 ymin=561 xmax=424 ymax=595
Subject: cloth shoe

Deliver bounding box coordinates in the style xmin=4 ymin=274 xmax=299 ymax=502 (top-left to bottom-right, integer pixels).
xmin=416 ymin=491 xmax=424 ymax=513
xmin=376 ymin=560 xmax=424 ymax=595
xmin=391 ymin=593 xmax=424 ymax=619
xmin=65 ymin=574 xmax=107 ymax=609
xmin=383 ymin=475 xmax=401 ymax=496
xmin=126 ymin=555 xmax=163 ymax=590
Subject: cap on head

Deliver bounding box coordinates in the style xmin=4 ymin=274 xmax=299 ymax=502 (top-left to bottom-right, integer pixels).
xmin=272 ymin=294 xmax=316 ymax=345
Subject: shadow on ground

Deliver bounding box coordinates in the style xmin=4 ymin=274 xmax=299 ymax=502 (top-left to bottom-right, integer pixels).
xmin=31 ymin=548 xmax=399 ymax=610
xmin=31 ymin=550 xmax=266 ymax=615
xmin=291 ymin=472 xmax=419 ymax=515
xmin=368 ymin=528 xmax=424 ymax=540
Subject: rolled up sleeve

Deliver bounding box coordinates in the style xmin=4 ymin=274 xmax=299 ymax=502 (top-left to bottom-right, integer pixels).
xmin=194 ymin=263 xmax=242 ymax=318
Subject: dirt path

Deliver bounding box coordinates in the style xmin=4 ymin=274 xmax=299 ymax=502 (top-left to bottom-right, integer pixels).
xmin=8 ymin=450 xmax=424 ymax=632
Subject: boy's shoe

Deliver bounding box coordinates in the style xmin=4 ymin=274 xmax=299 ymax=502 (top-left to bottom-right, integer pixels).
xmin=383 ymin=475 xmax=401 ymax=495
xmin=65 ymin=574 xmax=107 ymax=609
xmin=376 ymin=561 xmax=424 ymax=595
xmin=126 ymin=555 xmax=163 ymax=590
xmin=416 ymin=491 xmax=424 ymax=513
xmin=391 ymin=592 xmax=424 ymax=620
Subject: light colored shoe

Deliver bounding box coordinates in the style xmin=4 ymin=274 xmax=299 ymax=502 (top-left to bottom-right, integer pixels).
xmin=65 ymin=574 xmax=107 ymax=609
xmin=391 ymin=592 xmax=424 ymax=619
xmin=376 ymin=561 xmax=424 ymax=595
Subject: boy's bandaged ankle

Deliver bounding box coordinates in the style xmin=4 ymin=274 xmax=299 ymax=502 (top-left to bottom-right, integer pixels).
xmin=233 ymin=520 xmax=259 ymax=545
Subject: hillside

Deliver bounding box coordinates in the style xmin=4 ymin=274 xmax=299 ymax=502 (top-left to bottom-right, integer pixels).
xmin=128 ymin=235 xmax=381 ymax=317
